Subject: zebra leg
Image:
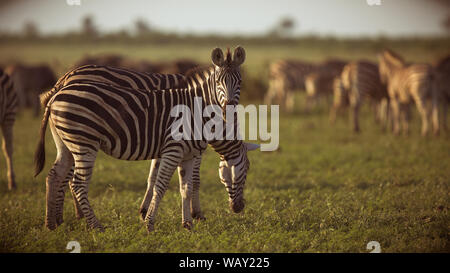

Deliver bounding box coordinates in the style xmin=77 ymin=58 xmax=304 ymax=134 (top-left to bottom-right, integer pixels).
xmin=264 ymin=81 xmax=277 ymax=106
xmin=285 ymin=91 xmax=295 ymax=113
xmin=69 ymin=176 xmax=85 ymax=220
xmin=139 ymin=159 xmax=160 ymax=221
xmin=45 ymin=125 xmax=74 ymax=230
xmin=443 ymin=97 xmax=448 ymax=131
xmin=144 ymin=152 xmax=182 ymax=232
xmin=379 ymin=98 xmax=389 ymax=132
xmin=178 ymin=158 xmax=194 ymax=230
xmin=390 ymin=99 xmax=401 ymax=135
xmin=1 ymin=123 xmax=16 ymax=190
xmin=71 ymin=152 xmax=104 ymax=231
xmin=431 ymin=89 xmax=440 ymax=136
xmin=399 ymin=103 xmax=410 ymax=136
xmin=190 ymin=156 xmax=205 ymax=221
xmin=413 ymin=96 xmax=430 ymax=136
xmin=329 ymin=93 xmax=342 ymax=125
xmin=350 ymin=104 xmax=360 ymax=133
xmin=54 ymin=167 xmax=74 ymax=226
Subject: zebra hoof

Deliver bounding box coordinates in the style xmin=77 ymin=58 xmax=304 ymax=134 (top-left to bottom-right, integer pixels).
xmin=182 ymin=221 xmax=193 ymax=231
xmin=192 ymin=212 xmax=206 ymax=221
xmin=45 ymin=222 xmax=57 ymax=231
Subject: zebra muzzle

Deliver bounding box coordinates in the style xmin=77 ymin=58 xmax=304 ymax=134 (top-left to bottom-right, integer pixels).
xmin=230 ymin=198 xmax=245 ymax=213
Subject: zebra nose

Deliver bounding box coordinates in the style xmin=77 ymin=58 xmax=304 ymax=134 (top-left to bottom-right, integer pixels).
xmin=230 ymin=198 xmax=245 ymax=213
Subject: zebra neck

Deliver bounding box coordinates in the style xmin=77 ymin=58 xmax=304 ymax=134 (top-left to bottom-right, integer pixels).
xmin=185 ymin=67 xmax=220 ymax=107
xmin=209 ymin=139 xmax=243 ymax=160
xmin=207 ymin=115 xmax=244 ymax=159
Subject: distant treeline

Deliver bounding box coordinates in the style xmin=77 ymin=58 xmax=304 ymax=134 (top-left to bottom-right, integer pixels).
xmin=1 ymin=31 xmax=450 ymax=49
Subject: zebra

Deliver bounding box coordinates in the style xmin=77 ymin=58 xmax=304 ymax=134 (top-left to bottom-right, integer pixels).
xmin=0 ymin=69 xmax=18 ymax=190
xmin=265 ymin=59 xmax=346 ymax=112
xmin=378 ymin=49 xmax=439 ymax=136
xmin=5 ymin=64 xmax=56 ymax=116
xmin=39 ymin=47 xmax=245 ymax=225
xmin=34 ymin=47 xmax=255 ymax=232
xmin=329 ymin=60 xmax=389 ymax=132
xmin=39 ymin=63 xmax=186 ymax=222
xmin=304 ymin=72 xmax=336 ymax=111
xmin=264 ymin=60 xmax=316 ymax=112
xmin=433 ymin=55 xmax=450 ymax=131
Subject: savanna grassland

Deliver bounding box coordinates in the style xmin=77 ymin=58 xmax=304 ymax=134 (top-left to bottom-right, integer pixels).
xmin=0 ymin=40 xmax=449 ymax=252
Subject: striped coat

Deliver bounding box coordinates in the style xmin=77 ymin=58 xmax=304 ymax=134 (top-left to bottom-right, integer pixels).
xmin=434 ymin=55 xmax=450 ymax=130
xmin=265 ymin=60 xmax=316 ymax=112
xmin=378 ymin=49 xmax=439 ymax=135
xmin=0 ymin=69 xmax=18 ymax=190
xmin=42 ymin=51 xmax=243 ymax=224
xmin=35 ymin=48 xmax=255 ymax=232
xmin=5 ymin=64 xmax=56 ymax=116
xmin=266 ymin=59 xmax=346 ymax=112
xmin=39 ymin=64 xmax=187 ymax=222
xmin=330 ymin=60 xmax=389 ymax=132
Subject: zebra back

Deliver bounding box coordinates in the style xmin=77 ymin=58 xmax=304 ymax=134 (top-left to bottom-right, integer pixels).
xmin=341 ymin=60 xmax=388 ymax=101
xmin=40 ymin=64 xmax=186 ymax=108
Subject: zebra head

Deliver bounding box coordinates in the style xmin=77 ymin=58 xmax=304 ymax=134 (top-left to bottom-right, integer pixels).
xmin=218 ymin=142 xmax=259 ymax=213
xmin=377 ymin=49 xmax=405 ymax=85
xmin=211 ymin=46 xmax=246 ymax=109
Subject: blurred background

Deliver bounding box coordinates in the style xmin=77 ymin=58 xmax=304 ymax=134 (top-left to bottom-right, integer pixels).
xmin=0 ymin=0 xmax=449 ymax=102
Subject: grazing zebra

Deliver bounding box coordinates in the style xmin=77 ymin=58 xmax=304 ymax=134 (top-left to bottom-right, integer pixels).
xmin=5 ymin=64 xmax=56 ymax=116
xmin=0 ymin=69 xmax=18 ymax=190
xmin=40 ymin=47 xmax=245 ymax=225
xmin=34 ymin=47 xmax=255 ymax=232
xmin=304 ymin=59 xmax=347 ymax=111
xmin=378 ymin=49 xmax=439 ymax=136
xmin=265 ymin=60 xmax=316 ymax=112
xmin=265 ymin=59 xmax=346 ymax=112
xmin=434 ymin=55 xmax=450 ymax=131
xmin=40 ymin=63 xmax=186 ymax=222
xmin=329 ymin=60 xmax=389 ymax=132
xmin=304 ymin=72 xmax=336 ymax=110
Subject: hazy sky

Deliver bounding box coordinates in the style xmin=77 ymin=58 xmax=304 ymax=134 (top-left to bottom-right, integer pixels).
xmin=0 ymin=0 xmax=448 ymax=37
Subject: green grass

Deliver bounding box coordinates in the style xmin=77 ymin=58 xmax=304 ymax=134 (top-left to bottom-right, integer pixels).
xmin=0 ymin=107 xmax=448 ymax=253
xmin=0 ymin=42 xmax=449 ymax=253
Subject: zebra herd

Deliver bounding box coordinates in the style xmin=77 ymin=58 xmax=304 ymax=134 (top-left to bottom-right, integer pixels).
xmin=0 ymin=46 xmax=448 ymax=233
xmin=266 ymin=49 xmax=449 ymax=135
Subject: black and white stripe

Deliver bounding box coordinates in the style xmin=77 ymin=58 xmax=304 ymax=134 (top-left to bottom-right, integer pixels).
xmin=0 ymin=69 xmax=18 ymax=190
xmin=34 ymin=47 xmax=253 ymax=232
xmin=330 ymin=60 xmax=389 ymax=132
xmin=378 ymin=49 xmax=439 ymax=135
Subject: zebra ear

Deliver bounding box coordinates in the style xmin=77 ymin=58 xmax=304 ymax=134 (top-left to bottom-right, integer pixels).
xmin=244 ymin=142 xmax=260 ymax=151
xmin=233 ymin=46 xmax=246 ymax=67
xmin=211 ymin=48 xmax=224 ymax=67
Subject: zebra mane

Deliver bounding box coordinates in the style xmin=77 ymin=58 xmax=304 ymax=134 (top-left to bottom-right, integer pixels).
xmin=183 ymin=65 xmax=213 ymax=79
xmin=225 ymin=48 xmax=232 ymax=65
xmin=382 ymin=49 xmax=406 ymax=67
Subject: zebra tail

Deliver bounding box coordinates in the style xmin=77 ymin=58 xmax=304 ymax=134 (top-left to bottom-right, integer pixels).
xmin=34 ymin=105 xmax=51 ymax=177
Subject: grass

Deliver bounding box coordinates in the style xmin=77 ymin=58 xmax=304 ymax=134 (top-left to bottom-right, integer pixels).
xmin=0 ymin=42 xmax=449 ymax=252
xmin=0 ymin=106 xmax=448 ymax=253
